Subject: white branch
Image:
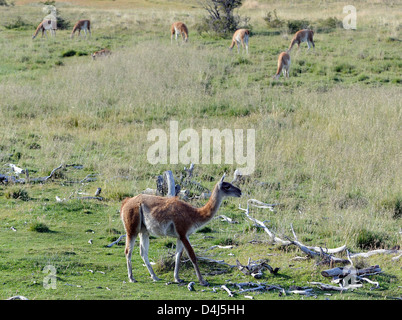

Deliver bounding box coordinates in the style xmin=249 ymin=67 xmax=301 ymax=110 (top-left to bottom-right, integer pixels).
xmin=349 ymin=249 xmax=402 ymax=259
xmin=221 ymin=285 xmax=235 ymax=297
xmin=106 ymin=234 xmax=126 ymax=247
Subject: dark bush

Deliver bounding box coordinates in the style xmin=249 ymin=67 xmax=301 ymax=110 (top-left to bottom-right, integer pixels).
xmin=287 ymin=19 xmax=311 ymax=33
xmin=263 ymin=10 xmax=284 ymax=28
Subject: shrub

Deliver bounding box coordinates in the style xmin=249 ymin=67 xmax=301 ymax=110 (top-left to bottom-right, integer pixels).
xmin=29 ymin=222 xmax=50 ymax=233
xmin=61 ymin=49 xmax=77 ymax=57
xmin=4 ymin=16 xmax=32 ymax=30
xmin=315 ymin=17 xmax=342 ymax=33
xmin=263 ymin=10 xmax=285 ymax=29
xmin=355 ymin=228 xmax=387 ymax=250
xmin=5 ymin=188 xmax=30 ymax=201
xmin=0 ymin=0 xmax=14 ymax=6
xmin=378 ymin=196 xmax=402 ymax=219
xmin=287 ymin=19 xmax=311 ymax=33
xmin=333 ymin=62 xmax=355 ymax=74
xmin=198 ymin=0 xmax=249 ymax=36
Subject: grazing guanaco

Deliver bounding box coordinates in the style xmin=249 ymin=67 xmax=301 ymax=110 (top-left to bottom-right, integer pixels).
xmin=288 ymin=29 xmax=315 ymax=51
xmin=91 ymin=49 xmax=111 ymax=60
xmin=32 ymin=19 xmax=56 ymax=39
xmin=71 ymin=20 xmax=91 ymax=38
xmin=273 ymin=51 xmax=291 ymax=80
xmin=171 ymin=21 xmax=188 ymax=44
xmin=229 ymin=29 xmax=250 ymax=54
xmin=120 ymin=174 xmax=241 ymax=286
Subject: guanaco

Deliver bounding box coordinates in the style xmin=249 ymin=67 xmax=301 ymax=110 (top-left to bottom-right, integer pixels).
xmin=71 ymin=20 xmax=91 ymax=38
xmin=288 ymin=29 xmax=315 ymax=51
xmin=273 ymin=51 xmax=291 ymax=80
xmin=171 ymin=21 xmax=188 ymax=44
xmin=91 ymin=49 xmax=112 ymax=60
xmin=229 ymin=29 xmax=250 ymax=54
xmin=120 ymin=174 xmax=241 ymax=286
xmin=32 ymin=20 xmax=56 ymax=39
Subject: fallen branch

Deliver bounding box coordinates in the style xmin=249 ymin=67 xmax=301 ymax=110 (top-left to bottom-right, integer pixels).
xmin=309 ymin=281 xmax=361 ymax=291
xmin=239 ymin=200 xmax=290 ymax=245
xmin=42 ymin=164 xmax=64 ymax=182
xmin=236 ymin=258 xmax=279 ymax=279
xmin=321 ymin=265 xmax=382 ymax=278
xmin=205 ymin=245 xmax=234 ymax=251
xmin=216 ymin=215 xmax=238 ymax=224
xmin=221 ymin=284 xmax=235 ymax=297
xmin=7 ymin=295 xmax=29 ymax=300
xmin=349 ymin=249 xmax=402 ymax=259
xmin=240 ymin=199 xmax=350 ymax=266
xmin=106 ymin=234 xmax=126 ymax=248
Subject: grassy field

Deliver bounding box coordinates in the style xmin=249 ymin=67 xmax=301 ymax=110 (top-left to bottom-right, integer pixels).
xmin=0 ymin=0 xmax=401 ymax=301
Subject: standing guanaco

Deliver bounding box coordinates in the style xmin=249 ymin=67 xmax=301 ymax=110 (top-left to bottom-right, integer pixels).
xmin=71 ymin=20 xmax=91 ymax=38
xmin=171 ymin=21 xmax=188 ymax=44
xmin=32 ymin=19 xmax=56 ymax=39
xmin=273 ymin=51 xmax=291 ymax=80
xmin=288 ymin=29 xmax=315 ymax=51
xmin=120 ymin=174 xmax=241 ymax=286
xmin=229 ymin=29 xmax=250 ymax=54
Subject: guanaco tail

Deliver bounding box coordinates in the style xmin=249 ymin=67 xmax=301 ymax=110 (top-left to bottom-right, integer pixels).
xmin=32 ymin=19 xmax=56 ymax=39
xmin=120 ymin=173 xmax=241 ymax=286
xmin=229 ymin=29 xmax=250 ymax=54
xmin=288 ymin=29 xmax=315 ymax=51
xmin=273 ymin=51 xmax=291 ymax=80
xmin=71 ymin=20 xmax=91 ymax=38
xmin=171 ymin=21 xmax=188 ymax=44
xmin=91 ymin=49 xmax=112 ymax=60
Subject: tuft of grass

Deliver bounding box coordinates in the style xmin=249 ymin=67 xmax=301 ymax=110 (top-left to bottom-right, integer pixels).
xmin=355 ymin=228 xmax=388 ymax=250
xmin=29 ymin=222 xmax=51 ymax=233
xmin=4 ymin=16 xmax=32 ymax=30
xmin=61 ymin=50 xmax=77 ymax=58
xmin=378 ymin=196 xmax=402 ymax=219
xmin=5 ymin=188 xmax=30 ymax=201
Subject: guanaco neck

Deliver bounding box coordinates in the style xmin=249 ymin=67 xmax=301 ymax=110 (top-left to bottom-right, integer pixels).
xmin=196 ymin=184 xmax=223 ymax=222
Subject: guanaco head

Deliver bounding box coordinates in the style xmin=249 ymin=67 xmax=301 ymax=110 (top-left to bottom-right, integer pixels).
xmin=217 ymin=174 xmax=242 ymax=198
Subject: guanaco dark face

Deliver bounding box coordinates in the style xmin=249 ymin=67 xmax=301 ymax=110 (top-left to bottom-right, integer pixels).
xmin=219 ymin=181 xmax=242 ymax=198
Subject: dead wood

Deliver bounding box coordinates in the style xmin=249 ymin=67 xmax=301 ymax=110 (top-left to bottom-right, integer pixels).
xmin=236 ymin=258 xmax=279 ymax=278
xmin=216 ymin=214 xmax=238 ymax=224
xmin=349 ymin=249 xmax=402 ymax=259
xmin=321 ymin=265 xmax=382 ymax=278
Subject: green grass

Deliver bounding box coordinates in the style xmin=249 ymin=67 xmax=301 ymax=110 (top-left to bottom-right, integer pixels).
xmin=0 ymin=0 xmax=401 ymax=300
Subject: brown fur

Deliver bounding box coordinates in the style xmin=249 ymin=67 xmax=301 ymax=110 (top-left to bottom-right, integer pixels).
xmin=274 ymin=51 xmax=291 ymax=79
xmin=171 ymin=21 xmax=188 ymax=43
xmin=229 ymin=29 xmax=250 ymax=53
xmin=288 ymin=29 xmax=315 ymax=51
xmin=32 ymin=20 xmax=56 ymax=39
xmin=71 ymin=20 xmax=91 ymax=38
xmin=91 ymin=49 xmax=111 ymax=60
xmin=120 ymin=175 xmax=241 ymax=285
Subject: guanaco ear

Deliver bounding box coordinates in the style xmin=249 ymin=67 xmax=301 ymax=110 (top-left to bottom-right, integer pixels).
xmin=219 ymin=173 xmax=226 ymax=186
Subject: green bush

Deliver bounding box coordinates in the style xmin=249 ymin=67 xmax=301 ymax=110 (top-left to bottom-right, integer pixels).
xmin=355 ymin=229 xmax=387 ymax=249
xmin=287 ymin=19 xmax=311 ymax=33
xmin=5 ymin=188 xmax=30 ymax=201
xmin=4 ymin=16 xmax=32 ymax=30
xmin=29 ymin=222 xmax=50 ymax=233
xmin=315 ymin=17 xmax=342 ymax=33
xmin=263 ymin=10 xmax=285 ymax=29
xmin=61 ymin=49 xmax=77 ymax=57
xmin=378 ymin=196 xmax=402 ymax=219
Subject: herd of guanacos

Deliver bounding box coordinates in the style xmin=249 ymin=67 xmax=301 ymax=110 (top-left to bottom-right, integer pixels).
xmin=31 ymin=17 xmax=315 ymax=78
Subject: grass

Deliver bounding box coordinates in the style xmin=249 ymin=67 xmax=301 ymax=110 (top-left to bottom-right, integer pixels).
xmin=0 ymin=0 xmax=401 ymax=301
